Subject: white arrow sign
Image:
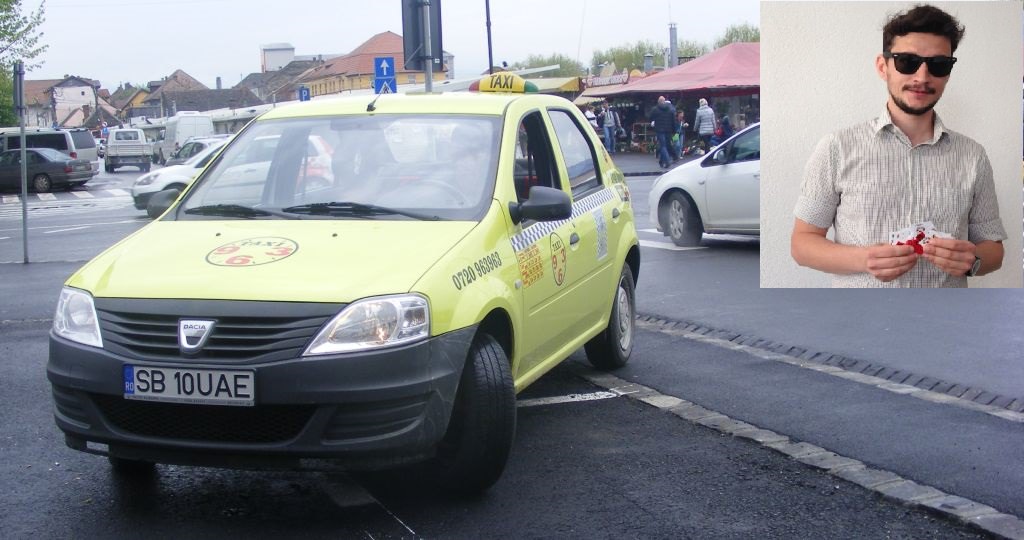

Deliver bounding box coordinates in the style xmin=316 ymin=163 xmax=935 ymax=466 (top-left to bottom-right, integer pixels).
xmin=379 ymin=59 xmax=391 ymax=75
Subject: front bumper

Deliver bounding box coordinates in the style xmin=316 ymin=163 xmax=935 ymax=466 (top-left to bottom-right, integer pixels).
xmin=48 ymin=324 xmax=474 ymax=470
xmin=131 ymin=189 xmax=155 ymax=210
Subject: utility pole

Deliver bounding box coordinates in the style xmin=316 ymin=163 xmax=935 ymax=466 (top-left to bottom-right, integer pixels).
xmin=486 ymin=0 xmax=494 ymax=74
xmin=421 ymin=0 xmax=433 ymax=92
xmin=14 ymin=61 xmax=28 ymax=263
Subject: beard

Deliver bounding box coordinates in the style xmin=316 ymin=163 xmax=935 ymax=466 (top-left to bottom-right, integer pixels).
xmin=890 ymin=84 xmax=938 ymax=116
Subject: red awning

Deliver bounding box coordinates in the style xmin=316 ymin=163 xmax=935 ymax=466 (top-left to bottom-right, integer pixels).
xmin=599 ymin=42 xmax=759 ymax=96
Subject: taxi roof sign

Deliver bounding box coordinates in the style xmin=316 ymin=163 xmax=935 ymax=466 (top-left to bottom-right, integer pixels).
xmin=469 ymin=72 xmax=539 ymax=93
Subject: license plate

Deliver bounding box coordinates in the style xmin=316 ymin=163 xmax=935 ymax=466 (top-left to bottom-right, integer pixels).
xmin=123 ymin=365 xmax=254 ymax=406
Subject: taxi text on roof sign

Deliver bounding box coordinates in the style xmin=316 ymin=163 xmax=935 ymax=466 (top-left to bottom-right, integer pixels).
xmin=469 ymin=72 xmax=539 ymax=93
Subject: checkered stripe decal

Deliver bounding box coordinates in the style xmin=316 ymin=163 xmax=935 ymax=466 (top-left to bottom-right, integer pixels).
xmin=510 ymin=188 xmax=615 ymax=253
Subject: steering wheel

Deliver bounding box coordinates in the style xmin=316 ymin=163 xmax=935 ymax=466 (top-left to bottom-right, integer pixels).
xmin=413 ymin=178 xmax=470 ymax=206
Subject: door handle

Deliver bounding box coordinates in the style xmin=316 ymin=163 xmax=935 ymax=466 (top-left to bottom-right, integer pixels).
xmin=570 ymin=232 xmax=580 ymax=245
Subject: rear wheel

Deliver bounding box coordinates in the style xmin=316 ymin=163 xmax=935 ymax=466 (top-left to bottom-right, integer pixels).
xmin=663 ymin=191 xmax=703 ymax=246
xmin=428 ymin=333 xmax=516 ymax=495
xmin=31 ymin=174 xmax=52 ymax=193
xmin=104 ymin=161 xmax=114 ymax=173
xmin=584 ymin=264 xmax=636 ymax=370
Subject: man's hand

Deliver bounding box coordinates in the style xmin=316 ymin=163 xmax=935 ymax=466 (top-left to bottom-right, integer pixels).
xmin=922 ymin=237 xmax=976 ymax=276
xmin=864 ymin=244 xmax=919 ymax=282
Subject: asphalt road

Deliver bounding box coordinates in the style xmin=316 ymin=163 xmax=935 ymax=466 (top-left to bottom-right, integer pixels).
xmin=0 ymin=167 xmax=1017 ymax=537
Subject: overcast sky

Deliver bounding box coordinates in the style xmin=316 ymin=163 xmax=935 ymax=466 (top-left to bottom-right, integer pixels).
xmin=26 ymin=0 xmax=758 ymax=90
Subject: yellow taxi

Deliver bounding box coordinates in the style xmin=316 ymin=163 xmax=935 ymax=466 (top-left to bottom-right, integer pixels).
xmin=47 ymin=74 xmax=640 ymax=493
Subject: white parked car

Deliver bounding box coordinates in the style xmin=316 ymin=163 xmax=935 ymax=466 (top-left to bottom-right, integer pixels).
xmin=648 ymin=122 xmax=760 ymax=246
xmin=132 ymin=138 xmax=228 ymax=217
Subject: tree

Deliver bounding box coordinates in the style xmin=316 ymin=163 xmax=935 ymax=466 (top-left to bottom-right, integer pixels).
xmin=0 ymin=0 xmax=48 ymax=127
xmin=591 ymin=40 xmax=663 ymax=73
xmin=508 ymin=53 xmax=585 ymax=78
xmin=676 ymin=39 xmax=710 ymax=62
xmin=714 ymin=23 xmax=760 ymax=49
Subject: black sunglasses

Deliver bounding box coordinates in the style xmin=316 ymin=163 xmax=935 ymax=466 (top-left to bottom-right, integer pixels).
xmin=883 ymin=52 xmax=957 ymax=77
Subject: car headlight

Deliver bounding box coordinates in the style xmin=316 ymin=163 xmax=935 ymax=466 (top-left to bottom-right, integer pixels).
xmin=135 ymin=172 xmax=159 ymax=186
xmin=303 ymin=294 xmax=429 ymax=355
xmin=53 ymin=287 xmax=102 ymax=347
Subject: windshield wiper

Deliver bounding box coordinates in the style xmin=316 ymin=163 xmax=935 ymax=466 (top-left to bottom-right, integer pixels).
xmin=183 ymin=204 xmax=301 ymax=220
xmin=281 ymin=201 xmax=440 ymax=221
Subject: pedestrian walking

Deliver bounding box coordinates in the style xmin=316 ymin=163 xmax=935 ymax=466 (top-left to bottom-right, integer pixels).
xmin=648 ymin=96 xmax=676 ymax=168
xmin=693 ymin=98 xmax=717 ymax=150
xmin=600 ymin=102 xmax=622 ymax=154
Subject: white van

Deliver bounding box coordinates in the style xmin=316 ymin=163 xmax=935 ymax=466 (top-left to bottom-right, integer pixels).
xmin=154 ymin=111 xmax=214 ymax=164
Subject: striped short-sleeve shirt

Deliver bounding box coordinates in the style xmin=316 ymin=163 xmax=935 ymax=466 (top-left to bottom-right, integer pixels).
xmin=794 ymin=108 xmax=1007 ymax=288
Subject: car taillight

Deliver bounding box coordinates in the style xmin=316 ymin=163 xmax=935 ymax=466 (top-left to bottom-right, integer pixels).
xmin=70 ymin=151 xmax=78 ymax=158
xmin=64 ymin=164 xmax=73 ymax=173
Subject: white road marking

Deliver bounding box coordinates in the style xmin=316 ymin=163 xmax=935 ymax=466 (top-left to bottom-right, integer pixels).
xmin=43 ymin=226 xmax=90 ymax=234
xmin=639 ymin=239 xmax=707 ymax=251
xmin=0 ymin=236 xmax=9 ymax=240
xmin=1 ymin=195 xmax=19 ymax=204
xmin=70 ymin=191 xmax=95 ymax=198
xmin=105 ymin=188 xmax=129 ymax=196
xmin=517 ymin=391 xmax=620 ymax=408
xmin=37 ymin=193 xmax=57 ymax=201
xmin=639 ymin=228 xmax=660 ymax=233
xmin=0 ymin=218 xmax=138 ymax=233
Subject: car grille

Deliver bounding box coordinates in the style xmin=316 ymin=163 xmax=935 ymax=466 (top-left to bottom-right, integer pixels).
xmin=92 ymin=394 xmax=314 ymax=444
xmin=93 ymin=298 xmax=343 ymax=364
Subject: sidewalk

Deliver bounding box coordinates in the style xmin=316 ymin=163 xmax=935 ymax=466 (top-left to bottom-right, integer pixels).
xmin=610 ymin=150 xmax=699 ymax=177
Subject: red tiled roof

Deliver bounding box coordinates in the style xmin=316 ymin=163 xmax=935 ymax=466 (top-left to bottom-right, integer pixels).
xmin=301 ymin=31 xmax=421 ymax=82
xmin=24 ymin=79 xmax=62 ymax=106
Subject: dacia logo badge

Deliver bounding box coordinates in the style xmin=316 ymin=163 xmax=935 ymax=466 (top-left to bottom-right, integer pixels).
xmin=179 ymin=319 xmax=216 ymax=353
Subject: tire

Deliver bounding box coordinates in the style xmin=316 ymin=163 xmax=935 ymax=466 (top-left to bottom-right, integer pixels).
xmin=662 ymin=191 xmax=703 ymax=246
xmin=104 ymin=161 xmax=114 ymax=173
xmin=142 ymin=163 xmax=151 ymax=173
xmin=428 ymin=333 xmax=516 ymax=495
xmin=31 ymin=173 xmax=52 ymax=193
xmin=147 ymin=188 xmax=181 ymax=218
xmin=108 ymin=456 xmax=156 ymax=476
xmin=584 ymin=264 xmax=636 ymax=370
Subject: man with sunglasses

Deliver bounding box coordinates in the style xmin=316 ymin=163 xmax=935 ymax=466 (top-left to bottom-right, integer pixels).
xmin=790 ymin=4 xmax=1006 ymax=287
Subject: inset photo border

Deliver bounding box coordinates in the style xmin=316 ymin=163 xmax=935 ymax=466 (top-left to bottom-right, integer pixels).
xmin=760 ymin=1 xmax=1023 ymax=287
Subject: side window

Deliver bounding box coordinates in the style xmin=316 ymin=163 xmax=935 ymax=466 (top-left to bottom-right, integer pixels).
xmin=727 ymin=127 xmax=760 ymax=163
xmin=548 ymin=109 xmax=601 ymax=198
xmin=0 ymin=152 xmax=14 ymax=166
xmin=27 ymin=151 xmax=42 ymax=165
xmin=512 ymin=111 xmax=560 ymax=202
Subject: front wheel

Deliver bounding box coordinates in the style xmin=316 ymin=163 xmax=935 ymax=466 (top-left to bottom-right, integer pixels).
xmin=428 ymin=333 xmax=516 ymax=495
xmin=663 ymin=191 xmax=703 ymax=246
xmin=584 ymin=264 xmax=636 ymax=370
xmin=108 ymin=456 xmax=156 ymax=476
xmin=31 ymin=173 xmax=52 ymax=193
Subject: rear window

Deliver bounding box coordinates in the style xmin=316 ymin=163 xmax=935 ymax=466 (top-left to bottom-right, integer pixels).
xmin=113 ymin=130 xmax=141 ymax=141
xmin=68 ymin=130 xmax=95 ymax=149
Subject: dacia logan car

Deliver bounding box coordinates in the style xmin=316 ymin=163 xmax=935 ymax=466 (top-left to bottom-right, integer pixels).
xmin=48 ymin=78 xmax=640 ymax=493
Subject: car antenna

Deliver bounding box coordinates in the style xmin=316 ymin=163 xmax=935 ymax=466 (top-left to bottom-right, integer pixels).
xmin=366 ymin=93 xmax=383 ymax=112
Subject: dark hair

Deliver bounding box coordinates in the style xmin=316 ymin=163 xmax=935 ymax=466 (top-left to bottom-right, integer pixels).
xmin=883 ymin=4 xmax=965 ymax=53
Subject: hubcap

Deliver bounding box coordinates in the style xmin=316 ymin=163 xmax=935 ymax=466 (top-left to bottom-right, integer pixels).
xmin=615 ymin=278 xmax=633 ymax=351
xmin=668 ymin=199 xmax=685 ymax=237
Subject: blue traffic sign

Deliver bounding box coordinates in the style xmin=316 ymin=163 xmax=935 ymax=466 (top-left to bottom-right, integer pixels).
xmin=298 ymin=86 xmax=311 ymax=102
xmin=374 ymin=57 xmax=395 ymax=79
xmin=373 ymin=77 xmax=397 ymax=94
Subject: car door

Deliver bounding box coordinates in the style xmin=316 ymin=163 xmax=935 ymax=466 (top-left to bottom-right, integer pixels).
xmin=504 ymin=109 xmax=583 ymax=378
xmin=0 ymin=151 xmax=17 ymax=188
xmin=702 ymin=125 xmax=760 ymax=231
xmin=545 ymin=107 xmax=616 ymax=329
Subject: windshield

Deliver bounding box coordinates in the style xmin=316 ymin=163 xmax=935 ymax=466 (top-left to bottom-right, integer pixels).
xmin=178 ymin=114 xmax=501 ymax=221
xmin=185 ymin=140 xmax=227 ymax=167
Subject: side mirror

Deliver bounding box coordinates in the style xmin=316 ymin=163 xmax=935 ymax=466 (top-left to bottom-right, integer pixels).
xmin=508 ymin=185 xmax=572 ymax=225
xmin=147 ymin=188 xmax=180 ymax=218
xmin=712 ymin=147 xmax=729 ymax=165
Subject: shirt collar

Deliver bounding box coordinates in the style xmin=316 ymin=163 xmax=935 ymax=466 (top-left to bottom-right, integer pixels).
xmin=872 ymin=105 xmax=947 ymax=145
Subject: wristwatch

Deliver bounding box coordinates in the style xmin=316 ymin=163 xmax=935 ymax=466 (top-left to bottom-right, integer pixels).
xmin=966 ymin=256 xmax=982 ymax=277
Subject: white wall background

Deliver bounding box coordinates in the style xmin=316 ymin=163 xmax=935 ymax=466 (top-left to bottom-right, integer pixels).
xmin=760 ymin=1 xmax=1023 ymax=287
